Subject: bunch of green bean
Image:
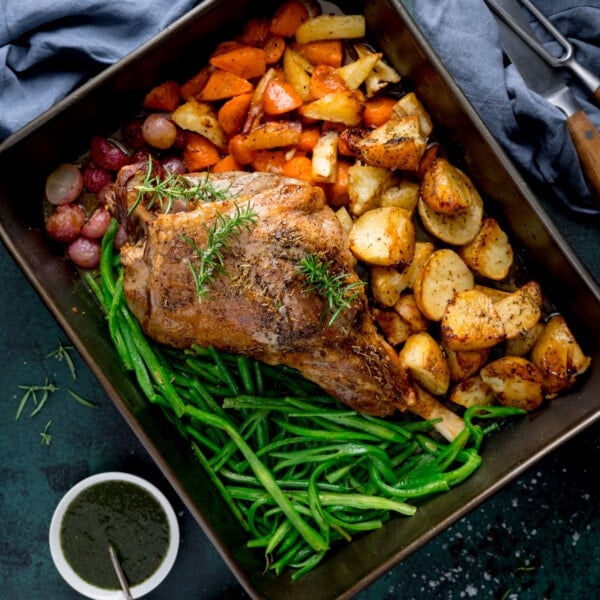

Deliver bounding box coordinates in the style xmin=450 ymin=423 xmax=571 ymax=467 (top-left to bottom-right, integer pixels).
xmin=84 ymin=219 xmax=525 ymax=579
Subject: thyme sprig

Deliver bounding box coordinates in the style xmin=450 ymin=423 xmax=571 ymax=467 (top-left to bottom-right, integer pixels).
xmin=183 ymin=201 xmax=258 ymax=301
xmin=129 ymin=156 xmax=233 ymax=215
xmin=296 ymin=253 xmax=366 ymax=326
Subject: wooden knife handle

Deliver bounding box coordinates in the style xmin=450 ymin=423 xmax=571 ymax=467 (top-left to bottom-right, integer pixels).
xmin=566 ymin=109 xmax=600 ymax=206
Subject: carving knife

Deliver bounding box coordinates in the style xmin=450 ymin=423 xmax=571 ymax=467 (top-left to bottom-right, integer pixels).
xmin=484 ymin=0 xmax=600 ymax=206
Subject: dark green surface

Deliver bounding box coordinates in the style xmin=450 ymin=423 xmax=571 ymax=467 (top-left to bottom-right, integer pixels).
xmin=0 ymin=204 xmax=598 ymax=600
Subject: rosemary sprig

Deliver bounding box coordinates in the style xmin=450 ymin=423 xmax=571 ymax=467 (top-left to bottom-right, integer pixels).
xmin=296 ymin=253 xmax=366 ymax=326
xmin=183 ymin=201 xmax=258 ymax=301
xmin=129 ymin=156 xmax=233 ymax=215
xmin=46 ymin=341 xmax=77 ymax=381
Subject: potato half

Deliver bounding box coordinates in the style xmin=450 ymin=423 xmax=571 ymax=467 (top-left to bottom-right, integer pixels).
xmin=413 ymin=248 xmax=474 ymax=321
xmin=349 ymin=206 xmax=415 ymax=266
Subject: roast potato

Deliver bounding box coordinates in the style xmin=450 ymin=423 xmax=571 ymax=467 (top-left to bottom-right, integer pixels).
xmin=418 ymin=167 xmax=484 ymax=245
xmin=458 ymin=217 xmax=513 ymax=281
xmin=449 ymin=375 xmax=495 ymax=409
xmin=353 ymin=114 xmax=428 ymax=171
xmin=413 ymin=248 xmax=474 ymax=321
xmin=494 ymin=281 xmax=542 ymax=340
xmin=348 ymin=163 xmax=395 ymax=216
xmin=399 ymin=331 xmax=451 ymax=396
xmin=349 ymin=206 xmax=415 ymax=266
xmin=479 ymin=356 xmax=544 ymax=411
xmin=172 ymin=99 xmax=228 ymax=149
xmin=530 ymin=315 xmax=591 ymax=398
xmin=295 ymin=14 xmax=366 ymax=44
xmin=440 ymin=288 xmax=506 ymax=351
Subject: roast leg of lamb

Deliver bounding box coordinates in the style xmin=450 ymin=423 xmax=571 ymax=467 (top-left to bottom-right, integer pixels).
xmin=116 ymin=166 xmax=417 ymax=416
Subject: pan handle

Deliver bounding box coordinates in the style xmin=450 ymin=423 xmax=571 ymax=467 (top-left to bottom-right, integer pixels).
xmin=566 ymin=110 xmax=600 ymax=208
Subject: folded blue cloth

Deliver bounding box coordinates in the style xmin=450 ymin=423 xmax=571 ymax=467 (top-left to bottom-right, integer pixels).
xmin=414 ymin=0 xmax=600 ymax=214
xmin=0 ymin=0 xmax=199 ymax=140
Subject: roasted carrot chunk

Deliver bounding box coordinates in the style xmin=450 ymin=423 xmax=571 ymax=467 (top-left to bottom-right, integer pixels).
xmin=282 ymin=153 xmax=313 ymax=182
xmin=295 ymin=40 xmax=343 ymax=68
xmin=218 ymin=92 xmax=253 ymax=136
xmin=270 ymin=0 xmax=310 ymax=38
xmin=327 ymin=159 xmax=351 ymax=207
xmin=181 ymin=66 xmax=212 ymax=100
xmin=143 ymin=80 xmax=182 ymax=112
xmin=309 ymin=65 xmax=349 ymax=99
xmin=239 ymin=17 xmax=270 ymax=46
xmin=263 ymin=35 xmax=286 ymax=64
xmin=212 ymin=153 xmax=242 ymax=173
xmin=252 ymin=150 xmax=288 ymax=174
xmin=263 ymin=79 xmax=303 ymax=115
xmin=183 ymin=132 xmax=221 ymax=171
xmin=210 ymin=46 xmax=267 ymax=80
xmin=298 ymin=126 xmax=321 ymax=152
xmin=228 ymin=134 xmax=258 ymax=165
xmin=197 ymin=69 xmax=254 ymax=101
xmin=363 ymin=96 xmax=397 ymax=128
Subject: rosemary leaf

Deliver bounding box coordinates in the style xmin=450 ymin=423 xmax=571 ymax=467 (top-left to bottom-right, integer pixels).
xmin=184 ymin=201 xmax=258 ymax=301
xmin=296 ymin=254 xmax=365 ymax=326
xmin=129 ymin=156 xmax=234 ymax=215
xmin=46 ymin=341 xmax=77 ymax=381
xmin=40 ymin=420 xmax=53 ymax=446
xmin=67 ymin=389 xmax=98 ymax=409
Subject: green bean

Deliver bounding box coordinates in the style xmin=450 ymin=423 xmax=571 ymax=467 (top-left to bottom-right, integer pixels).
xmin=190 ymin=442 xmax=249 ymax=531
xmin=272 ymin=418 xmax=381 ymax=443
xmin=184 ymin=405 xmax=328 ymax=552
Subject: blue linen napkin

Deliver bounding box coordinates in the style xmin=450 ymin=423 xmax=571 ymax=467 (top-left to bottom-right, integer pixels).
xmin=414 ymin=0 xmax=600 ymax=214
xmin=0 ymin=0 xmax=200 ymax=140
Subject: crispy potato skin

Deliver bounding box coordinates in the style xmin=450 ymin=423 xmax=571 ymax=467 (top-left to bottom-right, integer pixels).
xmin=480 ymin=356 xmax=544 ymax=411
xmin=458 ymin=217 xmax=513 ymax=281
xmin=440 ymin=289 xmax=506 ymax=351
xmin=413 ymin=249 xmax=474 ymax=321
xmin=449 ymin=375 xmax=495 ymax=409
xmin=349 ymin=206 xmax=415 ymax=266
xmin=399 ymin=332 xmax=450 ymax=396
xmin=531 ymin=315 xmax=591 ymax=397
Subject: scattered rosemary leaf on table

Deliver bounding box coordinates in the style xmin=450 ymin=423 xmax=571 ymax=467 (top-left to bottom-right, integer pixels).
xmin=15 ymin=379 xmax=59 ymax=420
xmin=67 ymin=389 xmax=97 ymax=409
xmin=46 ymin=340 xmax=77 ymax=381
xmin=40 ymin=420 xmax=53 ymax=446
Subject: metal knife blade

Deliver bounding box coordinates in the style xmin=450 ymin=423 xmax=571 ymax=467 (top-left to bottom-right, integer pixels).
xmin=484 ymin=0 xmax=600 ymax=206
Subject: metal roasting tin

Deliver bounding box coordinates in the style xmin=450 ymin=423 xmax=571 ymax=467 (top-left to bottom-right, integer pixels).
xmin=1 ymin=1 xmax=599 ymax=598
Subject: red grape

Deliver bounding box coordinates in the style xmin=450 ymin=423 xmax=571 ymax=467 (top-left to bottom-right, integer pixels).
xmin=161 ymin=155 xmax=186 ymax=174
xmin=83 ymin=164 xmax=113 ymax=193
xmin=67 ymin=236 xmax=102 ymax=269
xmin=90 ymin=135 xmax=130 ymax=171
xmin=45 ymin=204 xmax=86 ymax=243
xmin=45 ymin=163 xmax=84 ymax=205
xmin=81 ymin=208 xmax=112 ymax=239
xmin=141 ymin=114 xmax=178 ymax=150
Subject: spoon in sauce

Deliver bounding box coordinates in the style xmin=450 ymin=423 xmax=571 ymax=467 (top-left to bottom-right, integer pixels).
xmin=108 ymin=544 xmax=134 ymax=600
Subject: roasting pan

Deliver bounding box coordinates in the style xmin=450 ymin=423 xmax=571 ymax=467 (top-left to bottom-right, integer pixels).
xmin=1 ymin=1 xmax=599 ymax=598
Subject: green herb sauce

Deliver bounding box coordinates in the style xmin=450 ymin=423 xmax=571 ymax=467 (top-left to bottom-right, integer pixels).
xmin=60 ymin=480 xmax=170 ymax=589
